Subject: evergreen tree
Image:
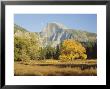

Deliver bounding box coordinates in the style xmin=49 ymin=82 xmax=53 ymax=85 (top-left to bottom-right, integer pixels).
xmin=54 ymin=45 xmax=60 ymax=60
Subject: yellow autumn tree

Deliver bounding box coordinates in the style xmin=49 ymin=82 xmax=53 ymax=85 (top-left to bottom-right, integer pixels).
xmin=59 ymin=39 xmax=87 ymax=61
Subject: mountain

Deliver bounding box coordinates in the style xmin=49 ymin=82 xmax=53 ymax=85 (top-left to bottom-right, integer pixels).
xmin=40 ymin=22 xmax=96 ymax=47
xmin=14 ymin=22 xmax=97 ymax=47
xmin=14 ymin=24 xmax=43 ymax=47
xmin=14 ymin=24 xmax=28 ymax=33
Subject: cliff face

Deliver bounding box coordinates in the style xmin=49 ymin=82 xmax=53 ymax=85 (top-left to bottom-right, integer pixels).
xmin=40 ymin=22 xmax=96 ymax=47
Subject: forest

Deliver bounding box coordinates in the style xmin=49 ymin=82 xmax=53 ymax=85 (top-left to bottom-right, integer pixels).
xmin=14 ymin=35 xmax=97 ymax=61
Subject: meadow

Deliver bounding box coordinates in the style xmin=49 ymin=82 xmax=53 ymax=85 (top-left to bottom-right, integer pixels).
xmin=14 ymin=59 xmax=97 ymax=76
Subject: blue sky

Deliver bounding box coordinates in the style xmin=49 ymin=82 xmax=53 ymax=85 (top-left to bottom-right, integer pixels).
xmin=14 ymin=14 xmax=97 ymax=33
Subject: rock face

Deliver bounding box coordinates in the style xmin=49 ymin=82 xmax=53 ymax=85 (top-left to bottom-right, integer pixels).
xmin=14 ymin=22 xmax=97 ymax=47
xmin=40 ymin=22 xmax=96 ymax=47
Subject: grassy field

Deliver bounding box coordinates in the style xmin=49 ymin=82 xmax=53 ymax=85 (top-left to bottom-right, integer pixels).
xmin=14 ymin=59 xmax=97 ymax=76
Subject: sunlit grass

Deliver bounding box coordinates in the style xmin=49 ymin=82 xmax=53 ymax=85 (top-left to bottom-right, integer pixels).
xmin=20 ymin=59 xmax=97 ymax=65
xmin=14 ymin=60 xmax=97 ymax=76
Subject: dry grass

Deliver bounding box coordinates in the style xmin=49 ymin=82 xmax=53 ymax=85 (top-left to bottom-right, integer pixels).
xmin=20 ymin=59 xmax=97 ymax=65
xmin=14 ymin=61 xmax=97 ymax=76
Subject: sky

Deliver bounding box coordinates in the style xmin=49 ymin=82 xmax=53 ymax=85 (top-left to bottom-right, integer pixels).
xmin=14 ymin=14 xmax=97 ymax=33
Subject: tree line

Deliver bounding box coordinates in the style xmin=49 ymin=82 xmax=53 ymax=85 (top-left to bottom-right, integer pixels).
xmin=14 ymin=32 xmax=97 ymax=62
xmin=81 ymin=42 xmax=97 ymax=59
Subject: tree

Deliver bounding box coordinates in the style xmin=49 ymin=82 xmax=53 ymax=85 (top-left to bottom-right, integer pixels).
xmin=59 ymin=39 xmax=87 ymax=61
xmin=14 ymin=36 xmax=29 ymax=61
xmin=38 ymin=47 xmax=46 ymax=60
xmin=86 ymin=42 xmax=97 ymax=59
xmin=54 ymin=45 xmax=60 ymax=60
xmin=45 ymin=45 xmax=56 ymax=59
xmin=82 ymin=41 xmax=97 ymax=59
xmin=38 ymin=45 xmax=56 ymax=60
xmin=14 ymin=32 xmax=41 ymax=61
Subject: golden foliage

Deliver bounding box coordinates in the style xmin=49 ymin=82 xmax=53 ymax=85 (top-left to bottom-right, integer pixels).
xmin=60 ymin=39 xmax=87 ymax=61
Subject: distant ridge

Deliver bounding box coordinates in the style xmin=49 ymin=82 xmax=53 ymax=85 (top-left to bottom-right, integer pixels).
xmin=14 ymin=24 xmax=28 ymax=33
